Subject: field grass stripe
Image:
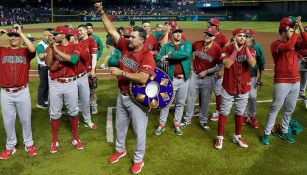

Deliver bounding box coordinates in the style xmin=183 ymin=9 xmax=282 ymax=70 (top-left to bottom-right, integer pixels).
xmin=106 ymin=107 xmax=115 ymax=143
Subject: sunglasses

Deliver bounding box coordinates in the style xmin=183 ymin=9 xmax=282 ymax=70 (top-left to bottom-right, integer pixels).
xmin=204 ymin=32 xmax=214 ymax=37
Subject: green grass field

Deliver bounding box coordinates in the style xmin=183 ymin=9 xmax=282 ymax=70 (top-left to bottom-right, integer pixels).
xmin=0 ymin=21 xmax=307 ymax=175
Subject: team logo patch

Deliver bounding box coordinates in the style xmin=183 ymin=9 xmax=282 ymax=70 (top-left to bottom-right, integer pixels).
xmin=194 ymin=51 xmax=213 ymax=62
xmin=120 ymin=55 xmax=139 ymax=72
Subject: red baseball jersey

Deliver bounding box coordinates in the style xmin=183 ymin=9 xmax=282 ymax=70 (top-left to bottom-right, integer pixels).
xmin=116 ymin=38 xmax=156 ymax=93
xmin=192 ymin=41 xmax=222 ymax=74
xmin=79 ymin=37 xmax=98 ymax=72
xmin=297 ymin=33 xmax=307 ymax=57
xmin=72 ymin=43 xmax=87 ymax=75
xmin=222 ymin=45 xmax=255 ymax=94
xmin=271 ymin=32 xmax=307 ymax=83
xmin=0 ymin=47 xmax=35 ymax=87
xmin=48 ymin=43 xmax=81 ymax=79
xmin=214 ymin=32 xmax=229 ymax=49
xmin=144 ymin=34 xmax=159 ymax=55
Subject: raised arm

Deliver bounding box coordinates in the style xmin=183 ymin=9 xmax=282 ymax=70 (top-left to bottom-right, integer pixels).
xmin=94 ymin=2 xmax=120 ymax=44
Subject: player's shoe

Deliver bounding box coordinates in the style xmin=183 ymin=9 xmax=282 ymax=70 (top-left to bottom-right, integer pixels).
xmin=173 ymin=125 xmax=183 ymax=136
xmin=278 ymin=131 xmax=295 ymax=143
xmin=215 ymin=136 xmax=223 ymax=150
xmin=179 ymin=119 xmax=191 ymax=128
xmin=0 ymin=148 xmax=16 ymax=160
xmin=108 ymin=149 xmax=127 ymax=164
xmin=36 ymin=104 xmax=48 ymax=109
xmin=84 ymin=122 xmax=97 ymax=130
xmin=233 ymin=135 xmax=248 ymax=148
xmin=25 ymin=145 xmax=38 ymax=156
xmin=154 ymin=124 xmax=165 ymax=136
xmin=131 ymin=160 xmax=144 ymax=174
xmin=72 ymin=139 xmax=84 ymax=150
xmin=193 ymin=109 xmax=200 ymax=117
xmin=261 ymin=134 xmax=270 ymax=145
xmin=249 ymin=116 xmax=259 ymax=129
xmin=199 ymin=122 xmax=210 ymax=131
xmin=49 ymin=142 xmax=59 ymax=153
xmin=210 ymin=111 xmax=219 ymax=121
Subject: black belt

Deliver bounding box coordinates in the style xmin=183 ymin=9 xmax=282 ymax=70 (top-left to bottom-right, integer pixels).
xmin=76 ymin=72 xmax=87 ymax=78
xmin=120 ymin=91 xmax=130 ymax=96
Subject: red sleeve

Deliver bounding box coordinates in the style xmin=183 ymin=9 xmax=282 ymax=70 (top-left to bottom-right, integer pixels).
xmin=116 ymin=38 xmax=129 ymax=52
xmin=248 ymin=47 xmax=256 ymax=57
xmin=72 ymin=44 xmax=81 ymax=57
xmin=301 ymin=32 xmax=307 ymax=43
xmin=139 ymin=51 xmax=156 ymax=75
xmin=222 ymin=45 xmax=232 ymax=59
xmin=192 ymin=41 xmax=197 ymax=52
xmin=275 ymin=32 xmax=298 ymax=54
xmin=90 ymin=38 xmax=98 ymax=54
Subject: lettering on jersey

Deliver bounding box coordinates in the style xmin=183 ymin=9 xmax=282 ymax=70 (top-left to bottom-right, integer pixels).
xmin=120 ymin=55 xmax=139 ymax=72
xmin=236 ymin=55 xmax=247 ymax=62
xmin=55 ymin=54 xmax=65 ymax=61
xmin=2 ymin=56 xmax=27 ymax=64
xmin=194 ymin=51 xmax=213 ymax=62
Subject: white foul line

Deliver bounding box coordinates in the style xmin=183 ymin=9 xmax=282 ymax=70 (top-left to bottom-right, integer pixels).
xmin=106 ymin=99 xmax=275 ymax=143
xmin=106 ymin=107 xmax=115 ymax=143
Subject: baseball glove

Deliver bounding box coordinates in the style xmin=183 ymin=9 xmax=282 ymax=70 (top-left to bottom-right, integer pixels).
xmin=49 ymin=60 xmax=62 ymax=72
xmin=89 ymin=76 xmax=98 ymax=90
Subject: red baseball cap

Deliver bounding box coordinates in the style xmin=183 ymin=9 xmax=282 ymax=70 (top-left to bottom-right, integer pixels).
xmin=208 ymin=18 xmax=220 ymax=26
xmin=7 ymin=29 xmax=20 ymax=37
xmin=70 ymin=29 xmax=80 ymax=38
xmin=245 ymin=29 xmax=256 ymax=37
xmin=232 ymin=28 xmax=245 ymax=36
xmin=123 ymin=28 xmax=133 ymax=37
xmin=167 ymin=20 xmax=177 ymax=27
xmin=279 ymin=17 xmax=294 ymax=32
xmin=204 ymin=26 xmax=218 ymax=36
xmin=171 ymin=26 xmax=183 ymax=33
xmin=52 ymin=26 xmax=70 ymax=35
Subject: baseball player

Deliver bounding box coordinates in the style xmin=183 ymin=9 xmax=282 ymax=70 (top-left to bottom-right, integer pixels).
xmin=46 ymin=26 xmax=83 ymax=153
xmin=243 ymin=29 xmax=265 ymax=129
xmin=180 ymin=27 xmax=222 ymax=130
xmin=297 ymin=26 xmax=307 ymax=108
xmin=261 ymin=16 xmax=307 ymax=145
xmin=215 ymin=28 xmax=256 ymax=150
xmin=154 ymin=25 xmax=192 ymax=136
xmin=142 ymin=21 xmax=159 ymax=56
xmin=207 ymin=18 xmax=229 ymax=121
xmin=36 ymin=28 xmax=53 ymax=109
xmin=0 ymin=26 xmax=38 ymax=159
xmin=86 ymin=22 xmax=103 ymax=114
xmin=160 ymin=20 xmax=187 ymax=46
xmin=95 ymin=3 xmax=156 ymax=174
xmin=75 ymin=24 xmax=98 ymax=129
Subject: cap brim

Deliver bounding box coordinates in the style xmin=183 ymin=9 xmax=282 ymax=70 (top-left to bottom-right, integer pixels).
xmin=172 ymin=29 xmax=183 ymax=33
xmin=52 ymin=32 xmax=60 ymax=35
xmin=204 ymin=31 xmax=215 ymax=36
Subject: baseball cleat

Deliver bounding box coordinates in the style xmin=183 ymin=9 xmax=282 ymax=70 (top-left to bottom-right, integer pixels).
xmin=0 ymin=148 xmax=16 ymax=160
xmin=261 ymin=134 xmax=270 ymax=145
xmin=215 ymin=136 xmax=223 ymax=150
xmin=84 ymin=122 xmax=97 ymax=130
xmin=25 ymin=146 xmax=38 ymax=156
xmin=233 ymin=135 xmax=248 ymax=148
xmin=131 ymin=161 xmax=144 ymax=174
xmin=49 ymin=142 xmax=59 ymax=154
xmin=154 ymin=124 xmax=165 ymax=136
xmin=72 ymin=139 xmax=84 ymax=150
xmin=108 ymin=149 xmax=127 ymax=164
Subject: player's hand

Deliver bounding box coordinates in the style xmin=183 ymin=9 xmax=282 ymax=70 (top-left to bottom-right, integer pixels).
xmin=0 ymin=29 xmax=7 ymax=36
xmin=91 ymin=69 xmax=96 ymax=77
xmin=110 ymin=67 xmax=123 ymax=77
xmin=198 ymin=70 xmax=207 ymax=78
xmin=215 ymin=69 xmax=224 ymax=79
xmin=160 ymin=55 xmax=168 ymax=62
xmin=295 ymin=16 xmax=302 ymax=27
xmin=94 ymin=2 xmax=105 ymax=15
xmin=233 ymin=38 xmax=239 ymax=51
xmin=245 ymin=38 xmax=253 ymax=47
xmin=256 ymin=78 xmax=263 ymax=86
xmin=13 ymin=24 xmax=22 ymax=34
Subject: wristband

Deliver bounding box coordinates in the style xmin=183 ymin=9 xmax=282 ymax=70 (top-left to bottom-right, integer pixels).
xmin=246 ymin=47 xmax=253 ymax=60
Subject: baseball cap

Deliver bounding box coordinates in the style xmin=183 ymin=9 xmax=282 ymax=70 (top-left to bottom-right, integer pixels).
xmin=7 ymin=29 xmax=20 ymax=37
xmin=69 ymin=29 xmax=80 ymax=38
xmin=52 ymin=26 xmax=70 ymax=35
xmin=245 ymin=29 xmax=256 ymax=37
xmin=166 ymin=20 xmax=177 ymax=27
xmin=232 ymin=28 xmax=245 ymax=36
xmin=208 ymin=18 xmax=220 ymax=26
xmin=279 ymin=17 xmax=295 ymax=32
xmin=171 ymin=26 xmax=183 ymax=34
xmin=204 ymin=26 xmax=217 ymax=36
